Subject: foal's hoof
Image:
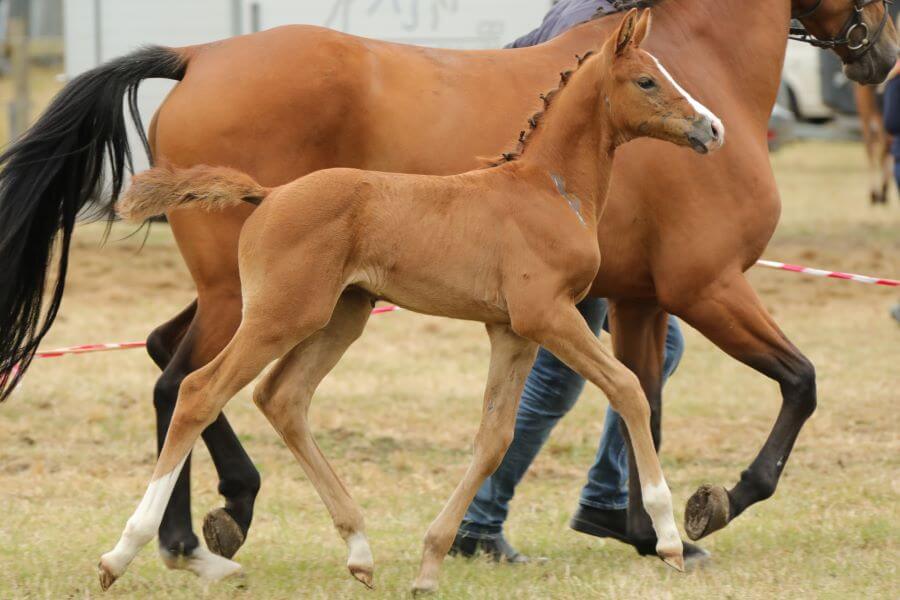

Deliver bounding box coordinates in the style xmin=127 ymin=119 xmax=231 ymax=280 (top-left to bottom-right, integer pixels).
xmin=97 ymin=560 xmax=120 ymax=591
xmin=411 ymin=578 xmax=439 ymax=596
xmin=350 ymin=565 xmax=375 ymax=589
xmin=684 ymin=484 xmax=731 ymax=541
xmin=203 ymin=508 xmax=246 ymax=559
xmin=658 ymin=549 xmax=685 ymax=573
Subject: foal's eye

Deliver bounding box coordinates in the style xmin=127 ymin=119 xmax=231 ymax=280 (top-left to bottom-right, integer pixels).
xmin=637 ymin=77 xmax=657 ymax=90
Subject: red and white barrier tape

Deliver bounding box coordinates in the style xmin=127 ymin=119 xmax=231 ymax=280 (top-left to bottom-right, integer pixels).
xmin=3 ymin=257 xmax=898 ymax=380
xmin=0 ymin=305 xmax=403 ymax=388
xmin=755 ymin=260 xmax=899 ymax=287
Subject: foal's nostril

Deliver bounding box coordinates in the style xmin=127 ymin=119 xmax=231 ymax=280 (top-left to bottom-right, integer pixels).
xmin=710 ymin=121 xmax=720 ymax=141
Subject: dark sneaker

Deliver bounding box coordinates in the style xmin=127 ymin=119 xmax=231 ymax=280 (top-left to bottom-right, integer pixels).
xmin=570 ymin=504 xmax=711 ymax=567
xmin=449 ymin=532 xmax=529 ymax=564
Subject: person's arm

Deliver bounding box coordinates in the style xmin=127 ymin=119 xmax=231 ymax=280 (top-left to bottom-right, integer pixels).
xmin=505 ymin=1 xmax=569 ymax=49
xmin=505 ymin=0 xmax=603 ymax=49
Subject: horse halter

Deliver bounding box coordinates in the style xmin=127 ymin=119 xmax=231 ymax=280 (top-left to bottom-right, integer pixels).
xmin=789 ymin=0 xmax=893 ymax=56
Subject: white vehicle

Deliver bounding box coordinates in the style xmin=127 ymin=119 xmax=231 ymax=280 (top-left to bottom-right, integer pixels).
xmin=781 ymin=39 xmax=835 ymax=122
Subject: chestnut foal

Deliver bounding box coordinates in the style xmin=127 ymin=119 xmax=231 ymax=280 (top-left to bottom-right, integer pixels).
xmin=104 ymin=10 xmax=722 ymax=593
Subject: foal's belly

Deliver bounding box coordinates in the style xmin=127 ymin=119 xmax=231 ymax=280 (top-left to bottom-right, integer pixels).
xmin=349 ymin=264 xmax=510 ymax=324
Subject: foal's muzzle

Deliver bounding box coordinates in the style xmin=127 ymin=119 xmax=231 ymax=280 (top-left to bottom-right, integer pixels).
xmin=686 ymin=116 xmax=724 ymax=154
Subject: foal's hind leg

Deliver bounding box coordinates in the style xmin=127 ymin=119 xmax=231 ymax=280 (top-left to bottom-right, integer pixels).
xmin=413 ymin=324 xmax=537 ymax=594
xmin=98 ymin=299 xmax=333 ymax=589
xmin=147 ymin=296 xmax=262 ymax=570
xmin=253 ymin=291 xmax=375 ymax=587
xmin=512 ymin=301 xmax=684 ymax=570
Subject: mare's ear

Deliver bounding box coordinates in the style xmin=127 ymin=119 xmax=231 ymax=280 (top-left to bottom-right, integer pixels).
xmin=632 ymin=9 xmax=652 ymax=48
xmin=614 ymin=8 xmax=640 ymax=56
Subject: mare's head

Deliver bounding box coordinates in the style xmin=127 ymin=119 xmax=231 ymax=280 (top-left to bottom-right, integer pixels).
xmin=793 ymin=0 xmax=898 ymax=84
xmin=599 ymin=9 xmax=724 ymax=154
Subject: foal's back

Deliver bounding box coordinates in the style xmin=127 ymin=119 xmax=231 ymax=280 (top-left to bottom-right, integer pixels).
xmin=240 ymin=164 xmax=598 ymax=323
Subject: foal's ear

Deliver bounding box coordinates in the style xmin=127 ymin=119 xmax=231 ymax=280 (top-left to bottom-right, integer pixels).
xmin=632 ymin=9 xmax=652 ymax=48
xmin=615 ymin=8 xmax=640 ymax=56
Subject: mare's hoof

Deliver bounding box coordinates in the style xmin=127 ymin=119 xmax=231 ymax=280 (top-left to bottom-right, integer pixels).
xmin=97 ymin=560 xmax=119 ymax=591
xmin=203 ymin=508 xmax=245 ymax=559
xmin=684 ymin=484 xmax=730 ymax=541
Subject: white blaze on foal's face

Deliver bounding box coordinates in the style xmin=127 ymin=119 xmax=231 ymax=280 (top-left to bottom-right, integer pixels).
xmin=604 ymin=9 xmax=725 ymax=154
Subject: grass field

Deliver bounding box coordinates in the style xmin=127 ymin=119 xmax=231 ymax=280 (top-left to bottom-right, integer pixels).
xmin=0 ymin=138 xmax=897 ymax=598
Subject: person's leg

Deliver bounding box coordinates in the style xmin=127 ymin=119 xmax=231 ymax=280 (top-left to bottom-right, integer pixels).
xmin=578 ymin=314 xmax=685 ymax=510
xmin=454 ymin=298 xmax=608 ymax=549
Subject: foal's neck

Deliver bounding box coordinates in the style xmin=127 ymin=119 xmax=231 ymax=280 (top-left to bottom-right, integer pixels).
xmin=518 ymin=63 xmax=617 ymax=227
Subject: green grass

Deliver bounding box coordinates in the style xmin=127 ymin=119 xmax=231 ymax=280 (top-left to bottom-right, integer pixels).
xmin=0 ymin=141 xmax=898 ymax=598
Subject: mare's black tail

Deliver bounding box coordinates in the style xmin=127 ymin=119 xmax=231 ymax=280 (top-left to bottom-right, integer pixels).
xmin=0 ymin=45 xmax=188 ymax=400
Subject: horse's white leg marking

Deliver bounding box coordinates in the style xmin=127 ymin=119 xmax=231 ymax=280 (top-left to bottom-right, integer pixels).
xmin=641 ymin=479 xmax=682 ymax=559
xmin=651 ymin=55 xmax=726 ymax=144
xmin=160 ymin=545 xmax=243 ymax=581
xmin=346 ymin=531 xmax=375 ymax=583
xmin=99 ymin=455 xmax=193 ymax=579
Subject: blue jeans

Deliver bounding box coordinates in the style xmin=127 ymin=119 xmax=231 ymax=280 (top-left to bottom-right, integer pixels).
xmin=459 ymin=297 xmax=685 ymax=538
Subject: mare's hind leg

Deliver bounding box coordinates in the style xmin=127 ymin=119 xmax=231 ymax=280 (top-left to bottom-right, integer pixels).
xmin=670 ymin=273 xmax=816 ymax=540
xmin=413 ymin=324 xmax=537 ymax=594
xmin=147 ymin=296 xmax=262 ymax=571
xmin=253 ymin=290 xmax=375 ymax=587
xmin=99 ymin=293 xmax=338 ymax=589
xmin=511 ymin=301 xmax=684 ymax=570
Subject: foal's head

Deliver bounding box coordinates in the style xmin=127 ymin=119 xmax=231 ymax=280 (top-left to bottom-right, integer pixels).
xmin=599 ymin=9 xmax=724 ymax=154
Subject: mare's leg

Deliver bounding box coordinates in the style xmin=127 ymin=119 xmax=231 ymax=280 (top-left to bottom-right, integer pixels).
xmin=252 ymin=291 xmax=375 ymax=587
xmin=512 ymin=302 xmax=683 ymax=570
xmin=147 ymin=294 xmax=262 ymax=570
xmin=98 ymin=291 xmax=337 ymax=589
xmin=605 ymin=301 xmax=668 ymax=547
xmin=671 ymin=273 xmax=816 ymax=540
xmin=413 ymin=325 xmax=538 ymax=594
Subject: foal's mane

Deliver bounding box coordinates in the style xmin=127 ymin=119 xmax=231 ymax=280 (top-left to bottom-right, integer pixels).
xmin=483 ymin=1 xmax=665 ymax=169
xmin=484 ymin=50 xmax=597 ymax=168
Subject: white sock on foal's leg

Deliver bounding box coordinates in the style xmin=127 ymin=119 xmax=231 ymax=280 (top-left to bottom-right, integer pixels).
xmin=98 ymin=455 xmax=240 ymax=589
xmin=642 ymin=478 xmax=684 ymax=570
xmin=346 ymin=531 xmax=375 ymax=588
xmin=160 ymin=544 xmax=243 ymax=581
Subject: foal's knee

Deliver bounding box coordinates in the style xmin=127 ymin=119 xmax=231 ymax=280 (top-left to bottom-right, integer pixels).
xmin=174 ymin=373 xmax=219 ymax=429
xmin=473 ymin=426 xmax=515 ymax=477
xmin=606 ymin=369 xmax=650 ymax=423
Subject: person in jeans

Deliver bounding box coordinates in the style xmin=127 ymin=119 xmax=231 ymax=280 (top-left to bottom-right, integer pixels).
xmin=450 ymin=0 xmax=709 ymax=565
xmin=880 ymin=55 xmax=900 ymax=324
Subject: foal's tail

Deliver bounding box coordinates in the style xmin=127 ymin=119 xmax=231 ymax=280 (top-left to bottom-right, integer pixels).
xmin=0 ymin=45 xmax=190 ymax=401
xmin=117 ymin=166 xmax=270 ymax=222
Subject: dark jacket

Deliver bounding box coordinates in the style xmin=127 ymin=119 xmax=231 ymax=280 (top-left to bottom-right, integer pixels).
xmin=507 ymin=0 xmax=615 ymax=48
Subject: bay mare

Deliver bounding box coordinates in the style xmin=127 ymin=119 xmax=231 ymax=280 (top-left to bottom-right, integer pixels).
xmin=0 ymin=0 xmax=895 ymax=580
xmin=101 ymin=13 xmax=723 ymax=591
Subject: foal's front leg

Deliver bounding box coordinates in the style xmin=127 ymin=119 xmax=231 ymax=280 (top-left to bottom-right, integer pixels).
xmin=514 ymin=301 xmax=684 ymax=570
xmin=412 ymin=324 xmax=538 ymax=594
